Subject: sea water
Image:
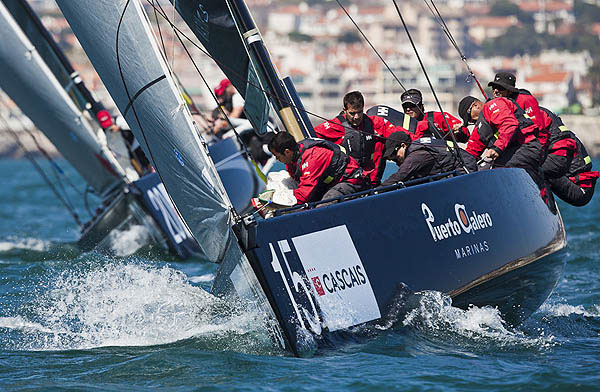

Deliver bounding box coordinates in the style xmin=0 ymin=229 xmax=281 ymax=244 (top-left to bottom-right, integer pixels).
xmin=1 ymin=158 xmax=599 ymax=391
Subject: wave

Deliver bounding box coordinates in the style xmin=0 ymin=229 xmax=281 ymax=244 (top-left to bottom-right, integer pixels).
xmin=1 ymin=260 xmax=279 ymax=355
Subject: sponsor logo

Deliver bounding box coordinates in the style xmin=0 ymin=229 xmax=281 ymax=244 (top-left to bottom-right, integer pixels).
xmin=311 ymin=276 xmax=325 ymax=296
xmin=422 ymin=202 xmax=493 ymax=242
xmin=454 ymin=241 xmax=490 ymax=259
xmin=194 ymin=4 xmax=210 ymax=41
xmin=377 ymin=106 xmax=389 ymax=117
xmin=173 ymin=148 xmax=185 ymax=167
xmin=365 ymin=135 xmax=373 ymax=141
xmin=317 ymin=265 xmax=367 ymax=295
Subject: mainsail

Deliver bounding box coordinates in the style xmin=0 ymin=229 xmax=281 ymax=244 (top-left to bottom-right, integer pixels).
xmin=170 ymin=0 xmax=270 ymax=135
xmin=0 ymin=2 xmax=125 ymax=197
xmin=1 ymin=0 xmax=90 ymax=112
xmin=55 ymin=0 xmax=237 ymax=262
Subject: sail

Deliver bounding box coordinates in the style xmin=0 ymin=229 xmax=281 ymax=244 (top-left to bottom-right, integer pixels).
xmin=170 ymin=0 xmax=270 ymax=135
xmin=55 ymin=0 xmax=237 ymax=262
xmin=0 ymin=3 xmax=125 ymax=197
xmin=1 ymin=0 xmax=90 ymax=112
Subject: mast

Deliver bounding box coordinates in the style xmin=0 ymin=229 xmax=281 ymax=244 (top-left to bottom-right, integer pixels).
xmin=226 ymin=0 xmax=306 ymax=141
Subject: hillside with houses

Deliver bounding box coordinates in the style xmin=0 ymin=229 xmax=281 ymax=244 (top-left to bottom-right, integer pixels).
xmin=2 ymin=0 xmax=600 ymax=156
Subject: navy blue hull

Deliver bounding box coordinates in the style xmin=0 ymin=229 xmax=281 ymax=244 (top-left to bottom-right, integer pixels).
xmin=208 ymin=137 xmax=263 ymax=214
xmin=215 ymin=168 xmax=566 ymax=355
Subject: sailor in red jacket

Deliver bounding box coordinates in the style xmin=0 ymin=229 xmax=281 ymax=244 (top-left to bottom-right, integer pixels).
xmin=267 ymin=132 xmax=367 ymax=204
xmin=400 ymin=89 xmax=470 ymax=143
xmin=458 ymin=95 xmax=543 ymax=186
xmin=488 ymin=72 xmax=550 ymax=149
xmin=314 ymin=91 xmax=408 ymax=186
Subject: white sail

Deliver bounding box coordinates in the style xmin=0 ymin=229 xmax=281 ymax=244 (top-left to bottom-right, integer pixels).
xmin=0 ymin=2 xmax=126 ymax=198
xmin=55 ymin=0 xmax=237 ymax=262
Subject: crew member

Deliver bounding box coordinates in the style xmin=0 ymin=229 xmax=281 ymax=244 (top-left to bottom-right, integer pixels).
xmin=488 ymin=72 xmax=550 ymax=149
xmin=458 ymin=95 xmax=543 ymax=187
xmin=380 ymin=132 xmax=477 ymax=187
xmin=314 ymin=91 xmax=408 ymax=186
xmin=401 ymin=89 xmax=469 ymax=142
xmin=539 ymin=107 xmax=577 ymax=179
xmin=267 ymin=132 xmax=367 ymax=204
xmin=547 ymin=127 xmax=598 ymax=206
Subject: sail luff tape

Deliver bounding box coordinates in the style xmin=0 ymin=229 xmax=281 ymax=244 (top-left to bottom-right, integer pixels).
xmin=243 ymin=28 xmax=261 ymax=44
xmin=280 ymin=107 xmax=304 ymax=142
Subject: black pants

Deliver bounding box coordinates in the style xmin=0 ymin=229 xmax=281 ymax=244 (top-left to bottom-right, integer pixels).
xmin=548 ymin=177 xmax=596 ymax=207
xmin=497 ymin=140 xmax=544 ymax=189
xmin=319 ymin=181 xmax=370 ymax=206
xmin=542 ymin=151 xmax=574 ymax=180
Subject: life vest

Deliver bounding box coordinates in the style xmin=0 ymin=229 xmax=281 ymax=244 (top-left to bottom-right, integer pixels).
xmin=539 ymin=107 xmax=576 ymax=145
xmin=405 ymin=137 xmax=462 ymax=173
xmin=474 ymin=98 xmax=536 ymax=149
xmin=417 ymin=112 xmax=444 ymax=138
xmin=335 ymin=115 xmax=377 ymax=168
xmin=568 ymin=137 xmax=593 ymax=177
xmin=294 ymin=138 xmax=351 ymax=185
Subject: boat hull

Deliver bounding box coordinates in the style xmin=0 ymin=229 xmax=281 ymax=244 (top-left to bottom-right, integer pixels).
xmin=216 ymin=168 xmax=566 ymax=355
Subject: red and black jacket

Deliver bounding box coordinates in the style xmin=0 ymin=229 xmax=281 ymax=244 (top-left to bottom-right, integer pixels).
xmin=286 ymin=138 xmax=362 ymax=204
xmin=466 ymin=97 xmax=538 ymax=158
xmin=414 ymin=111 xmax=470 ymax=143
xmin=539 ymin=107 xmax=577 ymax=157
xmin=314 ymin=113 xmax=405 ymax=186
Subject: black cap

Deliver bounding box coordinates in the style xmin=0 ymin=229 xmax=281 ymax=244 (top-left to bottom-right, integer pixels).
xmin=401 ymin=89 xmax=422 ymax=106
xmin=488 ymin=71 xmax=518 ymax=93
xmin=458 ymin=96 xmax=477 ymax=125
xmin=383 ymin=131 xmax=412 ymax=159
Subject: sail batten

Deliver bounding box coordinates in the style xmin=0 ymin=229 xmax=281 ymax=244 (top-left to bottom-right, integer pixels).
xmin=0 ymin=2 xmax=126 ymax=197
xmin=55 ymin=0 xmax=238 ymax=262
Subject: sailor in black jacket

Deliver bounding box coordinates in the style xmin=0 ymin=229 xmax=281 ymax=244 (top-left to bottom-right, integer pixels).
xmin=380 ymin=131 xmax=476 ymax=186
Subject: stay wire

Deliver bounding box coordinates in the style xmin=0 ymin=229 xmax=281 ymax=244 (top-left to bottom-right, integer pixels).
xmin=391 ymin=0 xmax=468 ymax=172
xmin=3 ymin=125 xmax=82 ymax=227
xmin=422 ymin=0 xmax=488 ymax=99
xmin=333 ymin=0 xmax=455 ymax=145
xmin=148 ymin=0 xmax=459 ymax=174
xmin=150 ymin=0 xmax=212 ymax=131
xmin=151 ymin=0 xmax=257 ymax=166
xmin=145 ymin=0 xmax=398 ymax=143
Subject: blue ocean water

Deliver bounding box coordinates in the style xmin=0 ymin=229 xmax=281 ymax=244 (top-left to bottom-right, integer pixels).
xmin=1 ymin=158 xmax=599 ymax=391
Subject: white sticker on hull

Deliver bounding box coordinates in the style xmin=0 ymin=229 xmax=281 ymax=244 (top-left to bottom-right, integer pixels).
xmin=291 ymin=225 xmax=381 ymax=331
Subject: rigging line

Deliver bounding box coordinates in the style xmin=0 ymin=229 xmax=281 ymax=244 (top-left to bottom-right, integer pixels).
xmin=167 ymin=11 xmax=260 ymax=167
xmin=422 ymin=0 xmax=488 ymax=99
xmin=150 ymin=0 xmax=219 ymax=133
xmin=10 ymin=110 xmax=86 ymax=198
xmin=116 ymin=0 xmax=241 ymax=228
xmin=332 ymin=0 xmax=451 ymax=144
xmin=4 ymin=127 xmax=83 ymax=227
xmin=20 ymin=123 xmax=85 ymax=198
xmin=391 ymin=0 xmax=468 ymax=172
xmin=151 ymin=0 xmax=257 ymax=166
xmin=144 ymin=1 xmax=407 ymax=143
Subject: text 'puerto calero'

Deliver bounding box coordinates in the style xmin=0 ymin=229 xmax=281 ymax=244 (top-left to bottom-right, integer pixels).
xmin=422 ymin=202 xmax=493 ymax=242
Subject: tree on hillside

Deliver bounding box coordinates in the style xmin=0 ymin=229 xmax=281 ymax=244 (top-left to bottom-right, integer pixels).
xmin=489 ymin=0 xmax=534 ymax=24
xmin=481 ymin=27 xmax=542 ymax=57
